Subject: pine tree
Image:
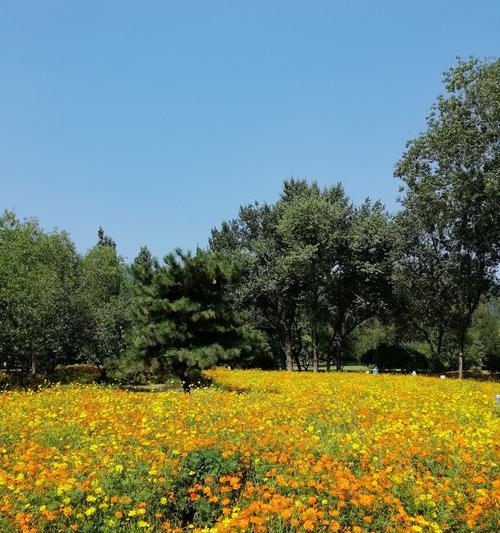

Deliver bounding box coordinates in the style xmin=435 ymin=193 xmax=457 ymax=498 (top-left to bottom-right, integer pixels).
xmin=125 ymin=249 xmax=254 ymax=390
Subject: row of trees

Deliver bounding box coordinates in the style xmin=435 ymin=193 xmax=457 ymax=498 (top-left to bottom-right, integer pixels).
xmin=209 ymin=182 xmax=394 ymax=372
xmin=0 ymin=216 xmax=128 ymax=376
xmin=1 ymin=57 xmax=499 ymax=382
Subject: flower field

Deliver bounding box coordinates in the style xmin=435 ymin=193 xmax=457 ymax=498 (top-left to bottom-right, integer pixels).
xmin=0 ymin=370 xmax=498 ymax=532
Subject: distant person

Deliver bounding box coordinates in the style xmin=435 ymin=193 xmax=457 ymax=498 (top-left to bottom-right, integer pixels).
xmin=372 ymin=366 xmax=379 ymax=375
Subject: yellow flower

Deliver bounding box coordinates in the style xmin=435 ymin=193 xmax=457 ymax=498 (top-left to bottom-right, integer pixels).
xmin=85 ymin=507 xmax=96 ymax=516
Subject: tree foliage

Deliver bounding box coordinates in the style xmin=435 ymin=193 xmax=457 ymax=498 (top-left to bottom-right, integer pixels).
xmin=0 ymin=215 xmax=129 ymax=378
xmin=395 ymin=57 xmax=500 ymax=375
xmin=119 ymin=249 xmax=268 ymax=386
xmin=211 ymin=180 xmax=395 ymax=371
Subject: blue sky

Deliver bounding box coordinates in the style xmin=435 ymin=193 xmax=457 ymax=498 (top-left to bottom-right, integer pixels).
xmin=1 ymin=1 xmax=499 ymax=261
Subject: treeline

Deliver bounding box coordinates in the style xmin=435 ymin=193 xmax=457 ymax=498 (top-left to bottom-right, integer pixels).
xmin=1 ymin=57 xmax=499 ymax=383
xmin=0 ymin=218 xmax=129 ymax=376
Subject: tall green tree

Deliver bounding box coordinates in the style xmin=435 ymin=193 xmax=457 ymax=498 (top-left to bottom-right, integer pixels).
xmin=0 ymin=211 xmax=82 ymax=375
xmin=79 ymin=228 xmax=129 ymax=364
xmin=124 ymin=249 xmax=262 ymax=387
xmin=211 ymin=180 xmax=394 ymax=371
xmin=466 ymin=297 xmax=500 ymax=371
xmin=324 ymin=200 xmax=395 ymax=370
xmin=276 ymin=182 xmax=350 ymax=371
xmin=211 ymin=196 xmax=302 ymax=371
xmin=395 ymin=57 xmax=500 ymax=377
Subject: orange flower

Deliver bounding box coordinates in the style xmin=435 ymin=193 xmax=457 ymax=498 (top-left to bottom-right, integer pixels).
xmin=303 ymin=519 xmax=315 ymax=531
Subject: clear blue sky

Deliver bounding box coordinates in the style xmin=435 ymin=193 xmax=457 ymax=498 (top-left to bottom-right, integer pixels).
xmin=1 ymin=1 xmax=499 ymax=261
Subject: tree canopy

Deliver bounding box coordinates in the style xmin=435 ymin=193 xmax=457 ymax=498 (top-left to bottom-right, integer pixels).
xmin=1 ymin=57 xmax=499 ymax=383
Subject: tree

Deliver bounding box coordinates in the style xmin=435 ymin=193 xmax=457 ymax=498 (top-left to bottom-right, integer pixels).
xmin=392 ymin=211 xmax=458 ymax=370
xmin=325 ymin=200 xmax=395 ymax=370
xmin=0 ymin=211 xmax=82 ymax=376
xmin=211 ymin=180 xmax=394 ymax=371
xmin=97 ymin=226 xmax=117 ymax=249
xmin=467 ymin=297 xmax=500 ymax=371
xmin=124 ymin=249 xmax=261 ymax=388
xmin=211 ymin=195 xmax=303 ymax=371
xmin=78 ymin=228 xmax=130 ymax=365
xmin=276 ymin=182 xmax=349 ymax=371
xmin=129 ymin=245 xmax=159 ymax=287
xmin=350 ymin=318 xmax=396 ymax=364
xmin=395 ymin=57 xmax=500 ymax=377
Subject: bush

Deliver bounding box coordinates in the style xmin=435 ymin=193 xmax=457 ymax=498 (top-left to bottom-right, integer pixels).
xmin=0 ymin=371 xmax=51 ymax=389
xmin=445 ymin=370 xmax=499 ymax=381
xmin=483 ymin=352 xmax=500 ymax=372
xmin=104 ymin=353 xmax=171 ymax=385
xmin=361 ymin=343 xmax=429 ymax=372
xmin=0 ymin=371 xmax=10 ymax=388
xmin=52 ymin=364 xmax=104 ymax=384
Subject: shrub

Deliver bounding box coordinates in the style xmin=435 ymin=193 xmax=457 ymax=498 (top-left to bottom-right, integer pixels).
xmin=52 ymin=364 xmax=104 ymax=384
xmin=0 ymin=371 xmax=50 ymax=390
xmin=361 ymin=343 xmax=429 ymax=371
xmin=104 ymin=353 xmax=172 ymax=385
xmin=0 ymin=371 xmax=10 ymax=388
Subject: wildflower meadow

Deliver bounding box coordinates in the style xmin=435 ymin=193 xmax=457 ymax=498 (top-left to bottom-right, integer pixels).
xmin=0 ymin=370 xmax=498 ymax=532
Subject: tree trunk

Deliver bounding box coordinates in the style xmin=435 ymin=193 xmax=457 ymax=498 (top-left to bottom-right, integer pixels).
xmin=284 ymin=336 xmax=293 ymax=372
xmin=279 ymin=349 xmax=286 ymax=370
xmin=326 ymin=353 xmax=331 ymax=372
xmin=312 ymin=349 xmax=319 ymax=372
xmin=178 ymin=358 xmax=191 ymax=393
xmin=458 ymin=326 xmax=467 ymax=380
xmin=30 ymin=355 xmax=36 ymax=376
xmin=330 ymin=332 xmax=343 ymax=371
xmin=312 ymin=321 xmax=319 ymax=372
xmin=335 ymin=341 xmax=342 ymax=371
